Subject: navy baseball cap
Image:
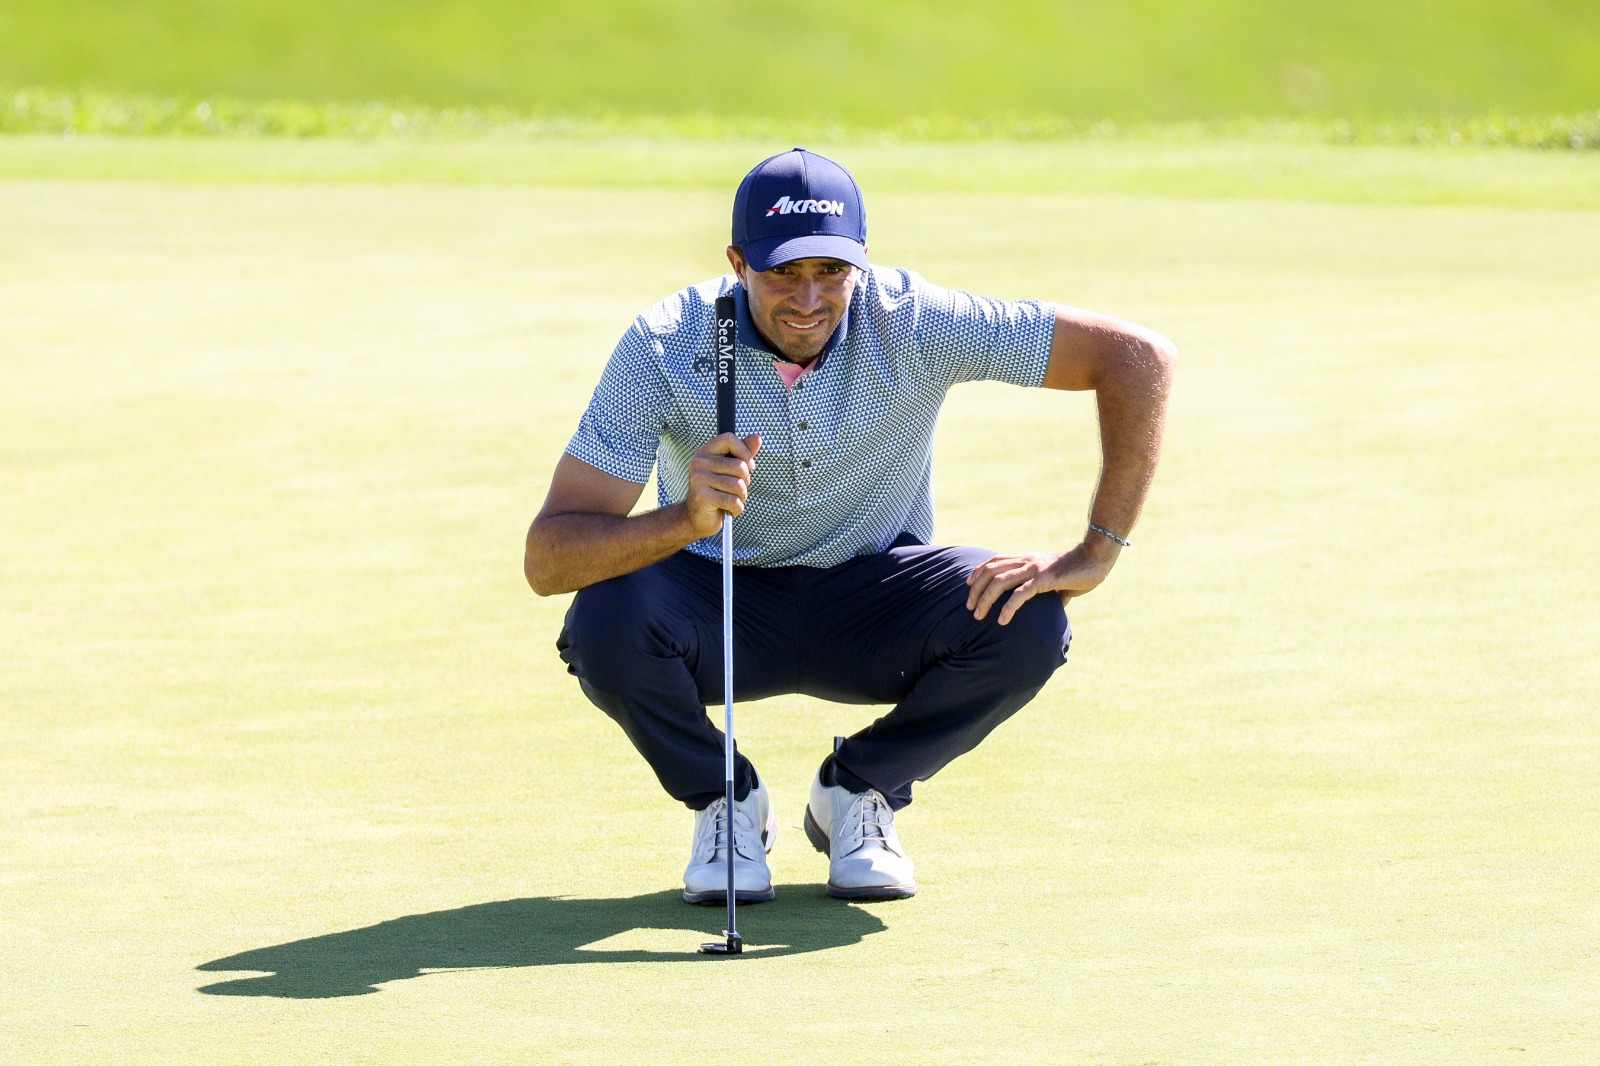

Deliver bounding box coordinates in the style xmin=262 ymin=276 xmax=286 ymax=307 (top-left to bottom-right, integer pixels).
xmin=731 ymin=148 xmax=868 ymax=271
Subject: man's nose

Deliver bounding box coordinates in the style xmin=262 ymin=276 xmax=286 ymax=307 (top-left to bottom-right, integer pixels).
xmin=790 ymin=277 xmax=823 ymax=312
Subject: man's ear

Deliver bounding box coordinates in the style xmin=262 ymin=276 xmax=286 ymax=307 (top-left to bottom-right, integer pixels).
xmin=725 ymin=246 xmax=746 ymax=280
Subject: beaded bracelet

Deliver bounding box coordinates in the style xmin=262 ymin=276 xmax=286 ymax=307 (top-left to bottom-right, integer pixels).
xmin=1088 ymin=523 xmax=1131 ymax=548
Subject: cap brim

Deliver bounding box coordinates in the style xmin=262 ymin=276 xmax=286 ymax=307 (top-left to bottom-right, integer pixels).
xmin=742 ymin=234 xmax=869 ymax=272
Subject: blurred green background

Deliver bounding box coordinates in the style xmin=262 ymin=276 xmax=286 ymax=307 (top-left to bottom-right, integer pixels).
xmin=3 ymin=0 xmax=1598 ymax=125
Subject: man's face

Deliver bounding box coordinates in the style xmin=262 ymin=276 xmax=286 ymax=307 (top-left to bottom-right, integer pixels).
xmin=726 ymin=248 xmax=862 ymax=364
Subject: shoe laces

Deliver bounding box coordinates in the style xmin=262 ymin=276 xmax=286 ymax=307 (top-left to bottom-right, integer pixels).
xmin=697 ymin=797 xmax=762 ymax=862
xmin=840 ymin=789 xmax=903 ymax=856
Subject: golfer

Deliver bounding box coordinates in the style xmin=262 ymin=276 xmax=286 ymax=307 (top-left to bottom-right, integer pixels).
xmin=525 ymin=148 xmax=1174 ymax=903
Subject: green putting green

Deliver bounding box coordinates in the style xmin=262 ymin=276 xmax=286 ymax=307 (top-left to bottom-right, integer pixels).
xmin=2 ymin=136 xmax=1597 ymax=1063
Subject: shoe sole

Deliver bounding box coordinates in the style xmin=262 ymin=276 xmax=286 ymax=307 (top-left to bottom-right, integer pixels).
xmin=803 ymin=806 xmax=917 ymax=901
xmin=824 ymin=882 xmax=917 ymax=901
xmin=682 ymin=886 xmax=776 ymax=906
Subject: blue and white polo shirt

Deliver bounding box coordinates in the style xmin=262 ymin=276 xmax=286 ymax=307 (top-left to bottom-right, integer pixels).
xmin=566 ymin=267 xmax=1056 ymax=568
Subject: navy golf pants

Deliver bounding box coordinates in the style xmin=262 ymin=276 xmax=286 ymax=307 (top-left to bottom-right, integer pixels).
xmin=556 ymin=536 xmax=1070 ymax=811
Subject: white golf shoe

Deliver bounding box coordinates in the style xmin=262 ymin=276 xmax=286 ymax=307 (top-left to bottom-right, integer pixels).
xmin=804 ymin=770 xmax=917 ymax=900
xmin=682 ymin=779 xmax=777 ymax=905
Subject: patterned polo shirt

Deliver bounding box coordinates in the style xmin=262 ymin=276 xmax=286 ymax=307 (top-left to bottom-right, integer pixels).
xmin=566 ymin=266 xmax=1056 ymax=568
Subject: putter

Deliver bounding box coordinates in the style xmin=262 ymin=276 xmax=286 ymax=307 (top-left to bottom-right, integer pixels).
xmin=701 ymin=294 xmax=744 ymax=957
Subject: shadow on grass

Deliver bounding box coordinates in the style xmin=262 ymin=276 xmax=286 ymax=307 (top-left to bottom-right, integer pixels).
xmin=196 ymin=885 xmax=886 ymax=998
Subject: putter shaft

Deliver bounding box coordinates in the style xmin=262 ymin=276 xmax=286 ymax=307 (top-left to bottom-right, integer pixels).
xmin=721 ymin=519 xmax=736 ymax=943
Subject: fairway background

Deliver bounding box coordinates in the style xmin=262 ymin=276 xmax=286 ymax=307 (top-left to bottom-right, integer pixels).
xmin=5 ymin=0 xmax=1600 ymax=123
xmin=5 ymin=3 xmax=1600 ymax=1065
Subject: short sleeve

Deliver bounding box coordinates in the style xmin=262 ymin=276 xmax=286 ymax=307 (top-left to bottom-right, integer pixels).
xmin=913 ymin=278 xmax=1056 ymax=388
xmin=565 ymin=320 xmax=670 ymax=484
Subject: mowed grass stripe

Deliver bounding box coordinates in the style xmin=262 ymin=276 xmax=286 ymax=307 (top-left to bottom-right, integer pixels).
xmin=3 ymin=134 xmax=1600 ymax=209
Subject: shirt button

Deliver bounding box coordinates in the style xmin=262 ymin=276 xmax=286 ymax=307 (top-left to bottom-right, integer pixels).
xmin=801 ymin=459 xmax=812 ymax=469
xmin=796 ymin=421 xmax=809 ymax=430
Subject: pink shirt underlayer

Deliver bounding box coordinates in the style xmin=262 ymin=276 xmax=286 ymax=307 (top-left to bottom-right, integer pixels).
xmin=772 ymin=359 xmax=816 ymax=389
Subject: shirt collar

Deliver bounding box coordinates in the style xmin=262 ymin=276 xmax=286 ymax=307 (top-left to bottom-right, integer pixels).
xmin=734 ymin=282 xmax=850 ymax=369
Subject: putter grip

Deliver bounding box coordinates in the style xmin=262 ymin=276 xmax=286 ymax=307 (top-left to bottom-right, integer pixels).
xmin=714 ymin=295 xmax=736 ymax=436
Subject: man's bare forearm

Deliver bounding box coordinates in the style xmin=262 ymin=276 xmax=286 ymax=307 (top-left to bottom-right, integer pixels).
xmin=1086 ymin=331 xmax=1175 ymax=545
xmin=526 ymin=435 xmax=758 ymax=596
xmin=524 ymin=504 xmax=701 ymax=596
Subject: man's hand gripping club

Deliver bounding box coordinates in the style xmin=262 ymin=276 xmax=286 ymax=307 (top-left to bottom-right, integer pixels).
xmin=685 ymin=433 xmax=763 ymax=538
xmin=523 ymin=433 xmax=761 ymax=597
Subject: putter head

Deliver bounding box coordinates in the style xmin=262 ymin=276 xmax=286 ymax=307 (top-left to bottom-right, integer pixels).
xmin=699 ymin=931 xmax=744 ymax=955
